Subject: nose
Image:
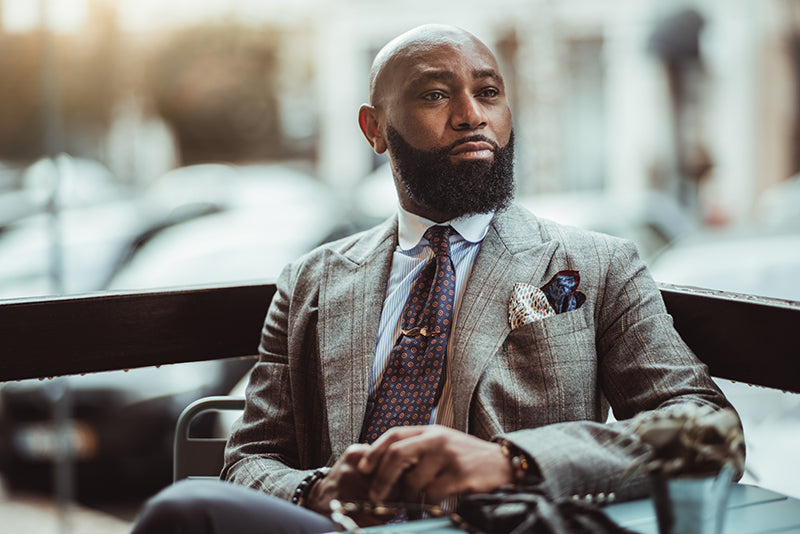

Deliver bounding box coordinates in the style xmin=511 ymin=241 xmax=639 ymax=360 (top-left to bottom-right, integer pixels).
xmin=449 ymin=92 xmax=486 ymax=131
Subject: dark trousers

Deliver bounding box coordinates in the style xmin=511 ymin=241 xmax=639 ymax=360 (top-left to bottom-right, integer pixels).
xmin=131 ymin=479 xmax=336 ymax=534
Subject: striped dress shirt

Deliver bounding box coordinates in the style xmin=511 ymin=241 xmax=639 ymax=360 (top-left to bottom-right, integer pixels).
xmin=367 ymin=207 xmax=493 ymax=430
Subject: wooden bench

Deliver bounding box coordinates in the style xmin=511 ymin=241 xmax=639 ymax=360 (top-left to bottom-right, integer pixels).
xmin=2 ymin=282 xmax=798 ymax=391
xmin=1 ymin=282 xmax=799 ymax=481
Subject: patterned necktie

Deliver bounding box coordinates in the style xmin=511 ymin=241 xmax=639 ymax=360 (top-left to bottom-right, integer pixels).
xmin=361 ymin=225 xmax=456 ymax=444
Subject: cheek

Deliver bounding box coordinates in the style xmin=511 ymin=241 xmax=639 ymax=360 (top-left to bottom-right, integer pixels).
xmin=395 ymin=116 xmax=444 ymax=149
xmin=493 ymin=108 xmax=513 ymax=145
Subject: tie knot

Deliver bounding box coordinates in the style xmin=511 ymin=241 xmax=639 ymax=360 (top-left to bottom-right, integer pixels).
xmin=423 ymin=225 xmax=453 ymax=257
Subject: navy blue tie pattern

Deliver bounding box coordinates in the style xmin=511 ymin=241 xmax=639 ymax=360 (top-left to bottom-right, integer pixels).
xmin=361 ymin=226 xmax=456 ymax=444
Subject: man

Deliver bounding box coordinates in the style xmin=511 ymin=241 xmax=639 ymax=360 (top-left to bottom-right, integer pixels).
xmin=132 ymin=24 xmax=736 ymax=533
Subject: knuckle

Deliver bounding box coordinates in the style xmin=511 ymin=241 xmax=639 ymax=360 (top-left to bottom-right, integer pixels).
xmin=385 ymin=443 xmax=406 ymax=464
xmin=384 ymin=426 xmax=406 ymax=440
xmin=341 ymin=444 xmax=365 ymax=462
xmin=342 ymin=445 xmax=359 ymax=457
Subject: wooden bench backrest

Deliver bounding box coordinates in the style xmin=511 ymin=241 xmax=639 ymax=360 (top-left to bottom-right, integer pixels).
xmin=1 ymin=282 xmax=798 ymax=393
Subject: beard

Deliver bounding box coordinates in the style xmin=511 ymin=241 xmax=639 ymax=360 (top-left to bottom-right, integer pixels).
xmin=386 ymin=125 xmax=515 ymax=219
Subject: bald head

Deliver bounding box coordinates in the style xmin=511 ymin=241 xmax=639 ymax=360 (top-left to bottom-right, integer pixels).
xmin=357 ymin=24 xmax=513 ymax=221
xmin=368 ymin=24 xmax=498 ymax=106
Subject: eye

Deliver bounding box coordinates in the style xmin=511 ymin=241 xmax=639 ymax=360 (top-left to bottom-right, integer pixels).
xmin=422 ymin=91 xmax=446 ymax=102
xmin=478 ymin=87 xmax=500 ymax=98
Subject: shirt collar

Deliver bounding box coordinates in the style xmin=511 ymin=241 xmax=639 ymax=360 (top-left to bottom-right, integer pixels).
xmin=397 ymin=205 xmax=494 ymax=250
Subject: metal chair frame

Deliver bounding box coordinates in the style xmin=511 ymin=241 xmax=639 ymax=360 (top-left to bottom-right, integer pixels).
xmin=173 ymin=395 xmax=245 ymax=482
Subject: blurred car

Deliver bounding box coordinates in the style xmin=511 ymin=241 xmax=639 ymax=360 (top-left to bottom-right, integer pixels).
xmin=0 ymin=158 xmax=39 ymax=227
xmin=0 ymin=156 xmax=150 ymax=299
xmin=0 ymin=358 xmax=254 ymax=500
xmin=517 ymin=190 xmax=694 ymax=261
xmin=0 ymin=161 xmax=353 ymax=502
xmin=108 ymin=163 xmax=348 ymax=290
xmin=753 ymin=174 xmax=800 ymax=232
xmin=0 ymin=202 xmax=152 ymax=299
xmin=648 ymin=229 xmax=800 ymax=301
xmin=352 ymin=161 xmax=397 ymax=224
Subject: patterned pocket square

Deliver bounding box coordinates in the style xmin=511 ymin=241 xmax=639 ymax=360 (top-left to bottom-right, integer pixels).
xmin=508 ymin=270 xmax=586 ymax=330
xmin=509 ymin=284 xmax=555 ymax=330
xmin=541 ymin=269 xmax=586 ymax=314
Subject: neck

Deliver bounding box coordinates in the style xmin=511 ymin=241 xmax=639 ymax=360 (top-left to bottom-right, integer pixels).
xmin=398 ymin=196 xmax=456 ymax=224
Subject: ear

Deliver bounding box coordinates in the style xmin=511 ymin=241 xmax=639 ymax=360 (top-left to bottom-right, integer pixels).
xmin=358 ymin=104 xmax=387 ymax=154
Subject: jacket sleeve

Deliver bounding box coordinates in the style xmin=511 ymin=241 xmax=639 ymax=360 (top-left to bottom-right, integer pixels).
xmin=498 ymin=238 xmax=740 ymax=502
xmin=221 ymin=262 xmax=314 ymax=499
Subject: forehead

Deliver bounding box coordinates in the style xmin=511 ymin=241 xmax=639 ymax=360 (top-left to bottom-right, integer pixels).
xmin=408 ymin=43 xmax=499 ymax=82
xmin=379 ymin=39 xmax=502 ymax=100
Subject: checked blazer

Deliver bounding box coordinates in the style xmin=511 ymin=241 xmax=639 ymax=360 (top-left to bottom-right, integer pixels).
xmin=222 ymin=203 xmax=733 ymax=503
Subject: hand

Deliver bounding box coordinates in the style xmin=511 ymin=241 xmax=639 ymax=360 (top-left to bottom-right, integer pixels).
xmin=305 ymin=444 xmax=369 ymax=515
xmin=357 ymin=425 xmax=514 ymax=504
xmin=304 ymin=444 xmax=398 ymax=526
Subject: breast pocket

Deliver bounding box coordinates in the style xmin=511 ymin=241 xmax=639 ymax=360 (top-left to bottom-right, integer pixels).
xmin=509 ymin=308 xmax=590 ymax=349
xmin=477 ymin=310 xmax=600 ymax=431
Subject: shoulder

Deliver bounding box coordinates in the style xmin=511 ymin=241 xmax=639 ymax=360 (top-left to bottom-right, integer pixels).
xmin=303 ymin=215 xmax=396 ymax=262
xmin=278 ymin=215 xmax=396 ymax=282
xmin=499 ymin=202 xmax=637 ymax=254
xmin=495 ymin=203 xmax=648 ymax=297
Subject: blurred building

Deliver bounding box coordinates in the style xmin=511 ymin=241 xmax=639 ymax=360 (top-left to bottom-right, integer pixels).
xmin=305 ymin=0 xmax=800 ymax=228
xmin=0 ymin=0 xmax=799 ymax=300
xmin=1 ymin=0 xmax=798 ymax=224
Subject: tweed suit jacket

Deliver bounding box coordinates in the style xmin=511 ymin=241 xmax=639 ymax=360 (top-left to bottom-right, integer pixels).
xmin=223 ymin=203 xmax=731 ymax=502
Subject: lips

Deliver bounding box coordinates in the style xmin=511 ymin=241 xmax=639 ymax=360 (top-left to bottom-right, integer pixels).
xmin=449 ymin=141 xmax=495 ymax=155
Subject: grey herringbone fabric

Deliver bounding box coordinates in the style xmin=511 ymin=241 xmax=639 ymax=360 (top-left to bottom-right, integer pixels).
xmin=222 ymin=203 xmax=732 ymax=503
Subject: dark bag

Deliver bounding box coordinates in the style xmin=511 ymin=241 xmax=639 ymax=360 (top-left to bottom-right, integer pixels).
xmin=454 ymin=488 xmax=637 ymax=534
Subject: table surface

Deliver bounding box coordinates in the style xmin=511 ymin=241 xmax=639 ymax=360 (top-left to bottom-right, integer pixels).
xmin=350 ymin=484 xmax=800 ymax=534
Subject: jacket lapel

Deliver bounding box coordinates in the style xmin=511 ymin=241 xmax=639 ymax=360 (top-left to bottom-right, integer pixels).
xmin=450 ymin=205 xmax=558 ymax=432
xmin=318 ymin=218 xmax=396 ymax=457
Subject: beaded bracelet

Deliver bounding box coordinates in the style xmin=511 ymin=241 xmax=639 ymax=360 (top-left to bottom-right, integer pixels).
xmin=291 ymin=467 xmax=331 ymax=506
xmin=499 ymin=440 xmax=529 ymax=482
xmin=497 ymin=439 xmax=542 ymax=486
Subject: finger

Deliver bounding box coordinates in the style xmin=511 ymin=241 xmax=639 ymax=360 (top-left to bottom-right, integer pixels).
xmin=357 ymin=426 xmax=426 ymax=474
xmin=401 ymin=449 xmax=446 ymax=496
xmin=370 ymin=449 xmax=420 ymax=502
xmin=369 ymin=432 xmax=440 ymax=501
xmin=419 ymin=469 xmax=463 ymax=504
xmin=417 ymin=441 xmax=513 ymax=503
xmin=308 ymin=443 xmax=375 ymax=513
xmin=340 ymin=443 xmax=371 ymax=467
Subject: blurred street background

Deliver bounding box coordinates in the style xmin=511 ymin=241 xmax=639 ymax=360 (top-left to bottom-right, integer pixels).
xmin=0 ymin=0 xmax=798 ymax=531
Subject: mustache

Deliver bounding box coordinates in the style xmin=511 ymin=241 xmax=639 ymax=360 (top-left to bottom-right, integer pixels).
xmin=444 ymin=135 xmax=500 ymax=153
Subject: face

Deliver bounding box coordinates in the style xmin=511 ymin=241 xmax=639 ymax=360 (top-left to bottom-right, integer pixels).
xmin=361 ymin=32 xmax=514 ymax=221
